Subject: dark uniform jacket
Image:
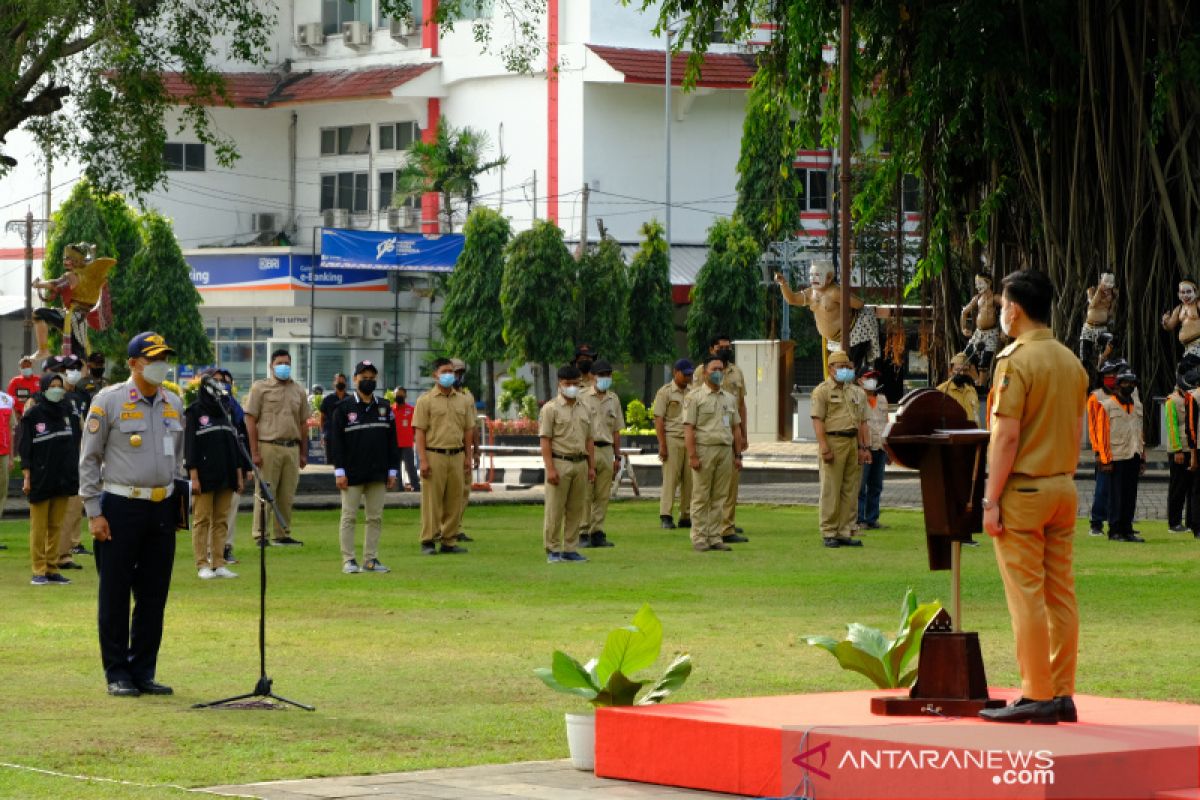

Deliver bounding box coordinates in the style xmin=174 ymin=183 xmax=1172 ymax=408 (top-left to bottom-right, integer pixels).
xmin=330 ymin=394 xmax=400 ymax=485
xmin=17 ymin=393 xmax=82 ymax=502
xmin=184 ymin=396 xmax=250 ymax=493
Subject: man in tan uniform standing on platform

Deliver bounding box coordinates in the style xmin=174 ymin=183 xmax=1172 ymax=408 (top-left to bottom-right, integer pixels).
xmin=540 ymin=365 xmax=595 ymax=563
xmin=654 ymin=359 xmax=695 ymax=530
xmin=414 ymin=358 xmax=473 ymax=556
xmin=937 ymin=352 xmax=980 ymax=423
xmin=685 ymin=355 xmax=744 ymax=552
xmin=695 ymin=335 xmax=749 ymax=543
xmin=578 ymin=360 xmax=623 ymax=548
xmin=811 ymin=350 xmax=870 ymax=548
xmin=979 ymin=269 xmax=1088 ymax=725
xmin=244 ymin=349 xmax=308 ymax=547
xmin=449 ymin=358 xmax=477 ymax=543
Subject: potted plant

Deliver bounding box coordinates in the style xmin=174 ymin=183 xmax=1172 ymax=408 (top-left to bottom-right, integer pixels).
xmin=534 ymin=604 xmax=692 ymax=771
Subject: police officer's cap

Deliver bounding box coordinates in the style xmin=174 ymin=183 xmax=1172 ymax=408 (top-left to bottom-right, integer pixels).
xmin=827 ymin=350 xmax=852 ymax=366
xmin=450 ymin=358 xmax=467 ymax=372
xmin=353 ymin=360 xmax=377 ymax=376
xmin=673 ymin=358 xmax=694 ymax=376
xmin=592 ymin=359 xmax=613 ymax=375
xmin=557 ymin=364 xmax=581 ymax=381
xmin=41 ymin=355 xmax=67 ymax=373
xmin=1116 ymin=369 xmax=1138 ymax=384
xmin=1098 ymin=358 xmax=1127 ymax=375
xmin=128 ymin=331 xmax=175 ymax=359
xmin=61 ymin=354 xmax=83 ymax=370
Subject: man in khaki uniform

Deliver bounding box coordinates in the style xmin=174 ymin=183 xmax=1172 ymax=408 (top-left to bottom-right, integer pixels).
xmin=578 ymin=360 xmax=624 ymax=548
xmin=979 ymin=269 xmax=1088 ymax=725
xmin=811 ymin=349 xmax=870 ymax=548
xmin=540 ymin=365 xmax=595 ymax=563
xmin=685 ymin=355 xmax=744 ymax=552
xmin=937 ymin=352 xmax=980 ymax=423
xmin=653 ymin=359 xmax=695 ymax=529
xmin=244 ymin=349 xmax=309 ymax=546
xmin=694 ymin=335 xmax=749 ymax=543
xmin=450 ymin=358 xmax=478 ymax=543
xmin=414 ymin=358 xmax=473 ymax=555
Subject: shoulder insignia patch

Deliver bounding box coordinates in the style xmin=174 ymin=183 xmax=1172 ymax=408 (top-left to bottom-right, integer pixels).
xmin=87 ymin=417 xmax=101 ymax=433
xmin=122 ymin=402 xmax=137 ymax=411
xmin=89 ymin=405 xmax=105 ymax=416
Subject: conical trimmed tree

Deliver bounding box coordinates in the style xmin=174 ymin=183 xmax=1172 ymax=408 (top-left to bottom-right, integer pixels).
xmin=626 ymin=220 xmax=677 ymax=402
xmin=686 ymin=218 xmax=765 ymax=357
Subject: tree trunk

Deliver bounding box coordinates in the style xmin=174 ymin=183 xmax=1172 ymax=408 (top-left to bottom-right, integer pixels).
xmin=541 ymin=361 xmax=552 ymax=401
xmin=485 ymin=358 xmax=496 ymax=417
xmin=643 ymin=362 xmax=654 ymax=404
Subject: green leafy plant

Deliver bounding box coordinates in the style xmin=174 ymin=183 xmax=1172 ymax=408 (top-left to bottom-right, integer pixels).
xmin=801 ymin=589 xmax=941 ymax=689
xmin=498 ymin=375 xmax=530 ymax=415
xmin=519 ymin=394 xmax=540 ymax=422
xmin=625 ymin=399 xmax=653 ymax=432
xmin=534 ymin=604 xmax=692 ymax=708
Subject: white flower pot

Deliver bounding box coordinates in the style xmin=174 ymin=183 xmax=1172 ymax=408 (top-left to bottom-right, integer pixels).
xmin=565 ymin=711 xmax=596 ymax=771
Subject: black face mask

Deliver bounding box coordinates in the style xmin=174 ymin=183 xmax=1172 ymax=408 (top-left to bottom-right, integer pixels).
xmin=357 ymin=379 xmax=377 ymax=396
xmin=716 ymin=347 xmax=733 ymax=363
xmin=578 ymin=360 xmax=592 ymax=374
xmin=89 ymin=367 xmax=105 ymax=378
xmin=952 ymin=374 xmax=972 ymax=387
xmin=335 ymin=381 xmax=347 ymax=392
xmin=453 ymin=376 xmax=464 ymax=389
xmin=396 ymin=395 xmax=406 ymax=404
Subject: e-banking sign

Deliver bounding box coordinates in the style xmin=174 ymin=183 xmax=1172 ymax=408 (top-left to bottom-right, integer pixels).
xmin=184 ymin=252 xmax=391 ymax=292
xmin=320 ymin=229 xmax=464 ymax=273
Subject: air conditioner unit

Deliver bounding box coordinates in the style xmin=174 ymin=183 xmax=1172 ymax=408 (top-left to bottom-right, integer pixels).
xmin=297 ymin=22 xmax=325 ymax=51
xmin=342 ymin=20 xmax=371 ymax=48
xmin=389 ymin=17 xmax=411 ymax=42
xmin=386 ymin=206 xmax=420 ymax=231
xmin=336 ymin=314 xmax=364 ymax=338
xmin=251 ymin=212 xmax=278 ymax=233
xmin=349 ymin=212 xmax=371 ymax=229
xmin=364 ymin=318 xmax=388 ymax=340
xmin=323 ymin=208 xmax=350 ymax=229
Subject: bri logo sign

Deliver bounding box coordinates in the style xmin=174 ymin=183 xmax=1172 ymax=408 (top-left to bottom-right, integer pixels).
xmin=375 ymin=236 xmax=421 ymax=261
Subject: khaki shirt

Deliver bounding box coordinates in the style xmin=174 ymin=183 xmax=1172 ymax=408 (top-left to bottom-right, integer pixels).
xmin=79 ymin=380 xmax=185 ymax=517
xmin=244 ymin=377 xmax=308 ymax=442
xmin=683 ymin=386 xmax=740 ymax=446
xmin=863 ymin=394 xmax=889 ymax=450
xmin=1099 ymin=393 xmax=1144 ymax=462
xmin=581 ymin=386 xmax=624 ymax=445
xmin=989 ymin=327 xmax=1088 ymax=476
xmin=811 ymin=378 xmax=868 ymax=432
xmin=456 ymin=387 xmax=478 ymax=442
xmin=652 ymin=380 xmax=692 ymax=437
xmin=413 ymin=388 xmax=472 ymax=449
xmin=936 ymin=379 xmax=979 ymax=422
xmin=693 ymin=361 xmax=746 ymax=404
xmin=538 ymin=394 xmax=593 ymax=456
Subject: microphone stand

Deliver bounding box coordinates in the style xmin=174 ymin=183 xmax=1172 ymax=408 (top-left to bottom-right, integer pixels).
xmin=193 ymin=387 xmax=314 ymax=711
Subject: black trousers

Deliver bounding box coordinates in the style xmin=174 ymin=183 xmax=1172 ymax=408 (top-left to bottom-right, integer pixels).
xmin=95 ymin=494 xmax=176 ymax=684
xmin=1106 ymin=458 xmax=1140 ymax=536
xmin=1166 ymin=457 xmax=1200 ymax=530
xmin=399 ymin=447 xmax=421 ymax=490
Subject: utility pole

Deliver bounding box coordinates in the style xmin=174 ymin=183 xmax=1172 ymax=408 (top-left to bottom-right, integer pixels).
xmin=5 ymin=210 xmax=51 ymax=356
xmin=838 ymin=0 xmax=854 ymax=348
xmin=575 ymin=182 xmax=590 ymax=259
xmin=531 ymin=170 xmax=538 ymax=221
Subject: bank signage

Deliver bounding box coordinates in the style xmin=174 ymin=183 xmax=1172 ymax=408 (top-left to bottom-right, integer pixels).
xmin=319 ymin=229 xmax=464 ymax=273
xmin=183 ymin=252 xmax=390 ymax=291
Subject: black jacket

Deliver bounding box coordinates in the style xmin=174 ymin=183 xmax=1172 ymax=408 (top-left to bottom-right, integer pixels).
xmin=330 ymin=394 xmax=400 ymax=485
xmin=184 ymin=396 xmax=250 ymax=493
xmin=17 ymin=394 xmax=81 ymax=502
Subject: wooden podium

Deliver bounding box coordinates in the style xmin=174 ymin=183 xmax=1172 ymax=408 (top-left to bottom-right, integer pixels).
xmin=871 ymin=388 xmax=1005 ymax=716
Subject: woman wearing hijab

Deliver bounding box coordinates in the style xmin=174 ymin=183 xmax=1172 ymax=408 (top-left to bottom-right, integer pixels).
xmin=19 ymin=372 xmax=82 ymax=585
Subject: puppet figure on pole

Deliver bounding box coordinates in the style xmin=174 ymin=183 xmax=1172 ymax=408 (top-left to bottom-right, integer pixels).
xmin=775 ymin=261 xmax=880 ymax=377
xmin=30 ymin=242 xmax=116 ymax=360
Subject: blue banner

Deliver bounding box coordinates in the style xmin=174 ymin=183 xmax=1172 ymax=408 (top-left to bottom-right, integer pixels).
xmin=320 ymin=229 xmax=465 ymax=272
xmin=184 ymin=252 xmax=390 ymax=290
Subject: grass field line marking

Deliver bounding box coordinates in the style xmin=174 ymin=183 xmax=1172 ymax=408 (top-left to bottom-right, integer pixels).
xmin=0 ymin=761 xmax=260 ymax=798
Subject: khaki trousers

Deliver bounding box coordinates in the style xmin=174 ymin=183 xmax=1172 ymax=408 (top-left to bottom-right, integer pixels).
xmin=225 ymin=489 xmax=240 ymax=548
xmin=819 ymin=436 xmax=861 ymax=539
xmin=29 ymin=496 xmax=68 ymax=576
xmin=454 ymin=471 xmax=471 ymax=535
xmin=192 ymin=489 xmax=232 ymax=568
xmin=543 ymin=457 xmax=586 ymax=553
xmin=253 ymin=442 xmax=299 ymax=541
xmin=659 ymin=436 xmax=692 ymax=521
xmin=56 ymin=495 xmax=85 ymax=559
xmin=580 ymin=444 xmax=614 ymax=533
xmin=420 ymin=451 xmax=463 ymax=546
xmin=993 ymin=474 xmax=1079 ymax=700
xmin=340 ymin=481 xmax=386 ymax=563
xmin=690 ymin=444 xmax=732 ymax=547
xmin=721 ymin=465 xmax=740 ymax=534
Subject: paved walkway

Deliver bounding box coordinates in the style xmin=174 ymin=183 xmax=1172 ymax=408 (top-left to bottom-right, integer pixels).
xmin=204 ymin=760 xmax=734 ymax=799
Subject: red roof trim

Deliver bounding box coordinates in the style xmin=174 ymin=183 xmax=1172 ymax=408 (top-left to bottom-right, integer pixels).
xmin=161 ymin=64 xmax=438 ymax=108
xmin=588 ymin=45 xmax=755 ymax=90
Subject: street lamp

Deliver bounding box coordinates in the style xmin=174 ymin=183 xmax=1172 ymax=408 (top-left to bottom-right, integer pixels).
xmin=5 ymin=210 xmax=51 ymax=356
xmin=664 ymin=17 xmax=685 ymax=262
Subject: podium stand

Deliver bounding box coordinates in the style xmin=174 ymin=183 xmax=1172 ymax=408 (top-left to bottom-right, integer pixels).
xmin=872 ymin=388 xmax=1005 ymax=716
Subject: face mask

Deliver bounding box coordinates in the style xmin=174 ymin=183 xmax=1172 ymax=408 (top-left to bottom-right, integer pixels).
xmin=862 ymin=379 xmax=878 ymax=392
xmin=65 ymin=369 xmax=82 ymax=385
xmin=44 ymin=387 xmax=66 ymax=403
xmin=999 ymin=306 xmax=1015 ymax=336
xmin=709 ymin=370 xmax=724 ymax=386
xmin=596 ymin=376 xmax=613 ymax=392
xmin=716 ymin=348 xmax=733 ymax=363
xmin=89 ymin=367 xmax=105 ymax=378
xmin=453 ymin=375 xmax=464 ymax=389
xmin=335 ymin=381 xmax=346 ymax=392
xmin=952 ymin=373 xmax=972 ymax=387
xmin=437 ymin=372 xmax=456 ymax=389
xmin=1119 ymin=386 xmax=1134 ymax=398
xmin=835 ymin=367 xmax=855 ymax=383
xmin=561 ymin=385 xmax=580 ymax=400
xmin=357 ymin=379 xmax=377 ymax=396
xmin=396 ymin=395 xmax=406 ymax=404
xmin=273 ymin=364 xmax=292 ymax=381
xmin=1102 ymin=376 xmax=1118 ymax=392
xmin=578 ymin=360 xmax=592 ymax=374
xmin=221 ymin=382 xmax=232 ymax=393
xmin=142 ymin=361 xmax=170 ymax=386
xmin=21 ymin=367 xmax=32 ymax=377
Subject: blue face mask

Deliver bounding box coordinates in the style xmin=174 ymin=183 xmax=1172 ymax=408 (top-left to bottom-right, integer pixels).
xmin=273 ymin=363 xmax=292 ymax=381
xmin=437 ymin=372 xmax=456 ymax=388
xmin=596 ymin=377 xmax=613 ymax=391
xmin=835 ymin=367 xmax=855 ymax=383
xmin=709 ymin=370 xmax=724 ymax=386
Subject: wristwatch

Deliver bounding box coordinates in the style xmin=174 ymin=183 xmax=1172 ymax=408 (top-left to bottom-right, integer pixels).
xmin=981 ymin=497 xmax=997 ymax=511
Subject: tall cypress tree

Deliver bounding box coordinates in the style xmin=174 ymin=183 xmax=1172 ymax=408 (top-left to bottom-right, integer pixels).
xmin=626 ymin=220 xmax=677 ymax=402
xmin=686 ymin=218 xmax=764 ymax=357
xmin=575 ymin=233 xmax=630 ymax=362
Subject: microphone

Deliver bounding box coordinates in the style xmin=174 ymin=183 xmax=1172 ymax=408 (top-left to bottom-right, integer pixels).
xmin=200 ymin=374 xmax=229 ymax=397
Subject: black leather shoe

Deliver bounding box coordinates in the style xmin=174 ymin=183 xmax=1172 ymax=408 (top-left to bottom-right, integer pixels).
xmin=578 ymin=533 xmax=592 ymax=548
xmin=1054 ymin=695 xmax=1077 ymax=722
xmin=839 ymin=538 xmax=864 ymax=547
xmin=722 ymin=534 xmax=749 ymax=543
xmin=660 ymin=515 xmax=676 ymax=529
xmin=590 ymin=531 xmax=614 ymax=547
xmin=823 ymin=539 xmax=841 ymax=548
xmin=134 ymin=680 xmax=173 ymax=695
xmin=1111 ymin=532 xmax=1145 ymax=543
xmin=456 ymin=532 xmax=474 ymax=542
xmin=420 ymin=543 xmax=437 ymax=555
xmin=107 ymin=680 xmax=140 ymax=697
xmin=678 ymin=518 xmax=691 ymax=529
xmin=734 ymin=526 xmax=745 ymax=534
xmin=439 ymin=545 xmax=468 ymax=554
xmin=979 ymin=698 xmax=1058 ymax=724
xmin=58 ymin=560 xmax=84 ymax=570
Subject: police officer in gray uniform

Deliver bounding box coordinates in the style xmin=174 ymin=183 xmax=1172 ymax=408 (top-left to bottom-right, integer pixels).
xmin=80 ymin=332 xmax=185 ymax=697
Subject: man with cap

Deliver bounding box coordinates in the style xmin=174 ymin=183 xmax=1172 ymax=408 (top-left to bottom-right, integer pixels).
xmin=1086 ymin=358 xmax=1128 ymax=538
xmin=937 ymin=353 xmax=980 ymax=424
xmin=76 ymin=351 xmax=108 ymax=401
xmin=79 ymin=332 xmax=184 ymax=697
xmin=7 ymin=354 xmax=39 ymax=416
xmin=685 ymin=355 xmax=744 ymax=552
xmin=695 ymin=335 xmax=750 ymax=543
xmin=811 ymin=349 xmax=871 ymax=548
xmin=319 ymin=373 xmax=350 ymax=450
xmin=1089 ymin=365 xmax=1145 ymax=543
xmin=244 ymin=349 xmax=308 ymax=547
xmin=540 ymin=364 xmax=595 ymax=562
xmin=578 ymin=359 xmax=624 ymax=548
xmin=330 ymin=360 xmax=399 ymax=574
xmin=856 ymin=366 xmax=889 ymax=531
xmin=414 ymin=358 xmax=474 ymax=555
xmin=653 ymin=359 xmax=695 ymax=529
xmin=574 ymin=344 xmax=598 ymax=389
xmin=52 ymin=354 xmax=93 ymax=570
xmin=449 ymin=358 xmax=478 ymax=542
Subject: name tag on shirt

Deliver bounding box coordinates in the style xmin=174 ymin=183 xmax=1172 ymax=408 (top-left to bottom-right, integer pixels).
xmin=723 ymin=414 xmax=730 ymax=427
xmin=164 ymin=436 xmax=175 ymax=457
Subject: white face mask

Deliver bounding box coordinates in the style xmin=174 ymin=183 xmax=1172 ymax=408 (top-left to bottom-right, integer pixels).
xmin=999 ymin=304 xmax=1015 ymax=336
xmin=141 ymin=360 xmax=170 ymax=386
xmin=862 ymin=378 xmax=878 ymax=392
xmin=65 ymin=369 xmax=82 ymax=385
xmin=561 ymin=385 xmax=580 ymax=400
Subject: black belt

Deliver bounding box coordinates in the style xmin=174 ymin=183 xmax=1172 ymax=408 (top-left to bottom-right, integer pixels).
xmin=594 ymin=441 xmax=613 ymax=448
xmin=553 ymin=453 xmax=587 ymax=462
xmin=262 ymin=439 xmax=300 ymax=447
xmin=427 ymin=447 xmax=464 ymax=455
xmin=827 ymin=430 xmax=857 ymax=437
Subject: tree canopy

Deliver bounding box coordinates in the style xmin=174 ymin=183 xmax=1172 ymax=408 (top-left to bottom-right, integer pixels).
xmin=626 ymin=219 xmax=677 ymax=400
xmin=395 ymin=125 xmax=507 ymax=232
xmin=686 ymin=218 xmax=764 ymax=358
xmin=575 ymin=231 xmax=630 ymax=362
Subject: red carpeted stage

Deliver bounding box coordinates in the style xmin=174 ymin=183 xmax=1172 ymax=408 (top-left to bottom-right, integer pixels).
xmin=595 ymin=689 xmax=1200 ymax=799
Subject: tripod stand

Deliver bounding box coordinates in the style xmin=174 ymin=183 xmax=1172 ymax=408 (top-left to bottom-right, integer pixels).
xmin=194 ymin=389 xmax=314 ymax=711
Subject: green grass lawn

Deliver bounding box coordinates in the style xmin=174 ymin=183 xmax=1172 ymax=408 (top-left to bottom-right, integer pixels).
xmin=0 ymin=499 xmax=1197 ymax=798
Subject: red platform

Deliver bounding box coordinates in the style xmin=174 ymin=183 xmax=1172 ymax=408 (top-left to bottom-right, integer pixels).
xmin=595 ymin=689 xmax=1200 ymax=799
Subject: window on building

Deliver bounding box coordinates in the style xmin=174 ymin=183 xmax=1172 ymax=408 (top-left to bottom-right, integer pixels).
xmin=378 ymin=121 xmax=421 ymax=151
xmin=379 ymin=171 xmax=423 ymax=210
xmin=455 ymin=0 xmax=494 ymax=20
xmin=902 ymin=174 xmax=921 ymax=213
xmin=380 ymin=2 xmax=422 ymax=28
xmin=322 ymin=0 xmax=373 ymax=35
xmin=319 ymin=124 xmax=370 ymax=156
xmin=163 ymin=142 xmax=206 ymax=171
xmin=320 ymin=172 xmax=370 ymax=212
xmin=793 ymin=168 xmax=829 ymax=211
